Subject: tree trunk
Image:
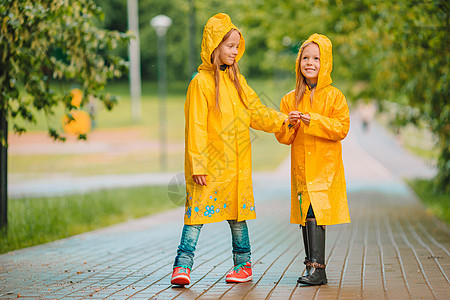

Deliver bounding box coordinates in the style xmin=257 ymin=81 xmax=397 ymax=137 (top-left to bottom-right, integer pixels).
xmin=0 ymin=106 xmax=7 ymax=230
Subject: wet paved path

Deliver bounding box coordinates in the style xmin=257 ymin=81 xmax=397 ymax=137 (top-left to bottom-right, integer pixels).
xmin=1 ymin=114 xmax=448 ymax=299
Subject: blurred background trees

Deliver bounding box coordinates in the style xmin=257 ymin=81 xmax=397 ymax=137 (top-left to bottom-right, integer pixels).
xmin=1 ymin=0 xmax=130 ymax=141
xmin=322 ymin=0 xmax=449 ymax=193
xmin=91 ymin=0 xmax=448 ymax=192
xmin=1 ymin=0 xmax=131 ymax=228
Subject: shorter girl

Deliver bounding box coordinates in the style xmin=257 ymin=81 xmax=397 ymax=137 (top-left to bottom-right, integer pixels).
xmin=275 ymin=34 xmax=351 ymax=285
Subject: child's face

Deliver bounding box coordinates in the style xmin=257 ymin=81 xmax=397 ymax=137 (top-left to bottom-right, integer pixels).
xmin=300 ymin=43 xmax=320 ymax=84
xmin=217 ymin=30 xmax=240 ymax=65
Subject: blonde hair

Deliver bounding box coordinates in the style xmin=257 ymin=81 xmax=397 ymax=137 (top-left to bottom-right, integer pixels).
xmin=294 ymin=42 xmax=318 ymax=108
xmin=211 ymin=29 xmax=245 ymax=112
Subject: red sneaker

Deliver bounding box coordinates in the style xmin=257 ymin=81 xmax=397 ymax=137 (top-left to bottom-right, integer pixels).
xmin=171 ymin=266 xmax=191 ymax=285
xmin=225 ymin=261 xmax=252 ymax=283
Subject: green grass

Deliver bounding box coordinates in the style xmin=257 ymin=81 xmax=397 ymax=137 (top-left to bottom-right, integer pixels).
xmin=0 ymin=185 xmax=180 ymax=254
xmin=407 ymin=179 xmax=449 ymax=225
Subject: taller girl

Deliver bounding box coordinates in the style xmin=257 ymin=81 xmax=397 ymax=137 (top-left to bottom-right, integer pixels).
xmin=275 ymin=34 xmax=351 ymax=285
xmin=170 ymin=13 xmax=287 ymax=286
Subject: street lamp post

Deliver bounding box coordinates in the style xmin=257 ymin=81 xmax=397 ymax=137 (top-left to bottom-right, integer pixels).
xmin=127 ymin=0 xmax=142 ymax=121
xmin=151 ymin=15 xmax=172 ymax=172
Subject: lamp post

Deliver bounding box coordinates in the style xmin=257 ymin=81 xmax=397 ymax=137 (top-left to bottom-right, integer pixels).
xmin=151 ymin=15 xmax=172 ymax=171
xmin=127 ymin=0 xmax=142 ymax=121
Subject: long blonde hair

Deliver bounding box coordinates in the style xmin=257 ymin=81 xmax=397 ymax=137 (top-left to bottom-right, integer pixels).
xmin=294 ymin=42 xmax=316 ymax=108
xmin=211 ymin=29 xmax=246 ymax=112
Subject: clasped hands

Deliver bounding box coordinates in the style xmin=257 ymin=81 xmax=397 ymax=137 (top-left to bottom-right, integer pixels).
xmin=193 ymin=112 xmax=310 ymax=186
xmin=288 ymin=111 xmax=310 ymax=128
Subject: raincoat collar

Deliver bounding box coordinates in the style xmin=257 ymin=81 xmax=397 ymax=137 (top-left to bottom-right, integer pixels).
xmin=296 ymin=33 xmax=333 ymax=91
xmin=198 ymin=13 xmax=245 ymax=72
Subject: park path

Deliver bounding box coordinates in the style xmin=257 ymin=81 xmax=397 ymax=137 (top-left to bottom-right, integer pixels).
xmin=0 ymin=113 xmax=448 ymax=299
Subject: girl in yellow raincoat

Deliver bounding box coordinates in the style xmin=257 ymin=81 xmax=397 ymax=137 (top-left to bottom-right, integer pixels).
xmin=275 ymin=34 xmax=351 ymax=286
xmin=171 ymin=13 xmax=287 ymax=286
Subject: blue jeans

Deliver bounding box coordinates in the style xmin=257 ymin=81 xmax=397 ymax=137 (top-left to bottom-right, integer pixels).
xmin=173 ymin=220 xmax=251 ymax=270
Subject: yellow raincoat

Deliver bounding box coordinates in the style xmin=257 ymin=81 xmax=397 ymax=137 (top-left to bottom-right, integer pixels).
xmin=184 ymin=13 xmax=287 ymax=225
xmin=275 ymin=34 xmax=351 ymax=226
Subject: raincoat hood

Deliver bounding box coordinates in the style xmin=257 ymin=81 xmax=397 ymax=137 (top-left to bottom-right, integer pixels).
xmin=296 ymin=33 xmax=333 ymax=90
xmin=198 ymin=13 xmax=245 ymax=71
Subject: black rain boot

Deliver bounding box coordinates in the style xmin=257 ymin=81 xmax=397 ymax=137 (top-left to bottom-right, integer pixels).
xmin=297 ymin=218 xmax=327 ymax=285
xmin=297 ymin=225 xmax=311 ymax=282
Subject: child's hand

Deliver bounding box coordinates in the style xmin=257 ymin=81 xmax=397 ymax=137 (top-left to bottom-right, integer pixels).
xmin=193 ymin=175 xmax=207 ymax=186
xmin=289 ymin=111 xmax=301 ymax=125
xmin=300 ymin=113 xmax=311 ymax=125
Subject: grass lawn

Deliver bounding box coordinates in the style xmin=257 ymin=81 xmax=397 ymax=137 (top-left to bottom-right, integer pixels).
xmin=407 ymin=179 xmax=449 ymax=225
xmin=0 ymin=185 xmax=179 ymax=254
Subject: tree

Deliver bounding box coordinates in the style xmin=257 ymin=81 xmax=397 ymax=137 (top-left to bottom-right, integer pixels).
xmin=0 ymin=0 xmax=130 ymax=228
xmin=319 ymin=0 xmax=449 ymax=193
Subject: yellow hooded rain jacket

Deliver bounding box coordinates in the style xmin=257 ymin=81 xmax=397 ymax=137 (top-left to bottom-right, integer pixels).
xmin=184 ymin=13 xmax=287 ymax=225
xmin=275 ymin=34 xmax=351 ymax=226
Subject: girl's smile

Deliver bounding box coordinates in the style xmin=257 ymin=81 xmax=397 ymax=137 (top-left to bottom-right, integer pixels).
xmin=300 ymin=43 xmax=320 ymax=85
